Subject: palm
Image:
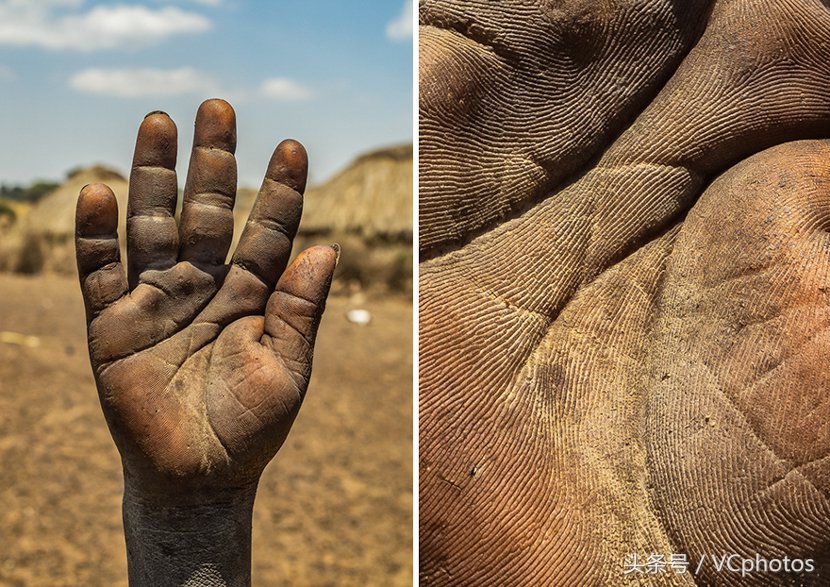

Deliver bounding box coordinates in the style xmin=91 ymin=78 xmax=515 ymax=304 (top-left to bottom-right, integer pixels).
xmin=420 ymin=0 xmax=830 ymax=584
xmin=76 ymin=99 xmax=336 ymax=494
xmin=94 ymin=299 xmax=301 ymax=488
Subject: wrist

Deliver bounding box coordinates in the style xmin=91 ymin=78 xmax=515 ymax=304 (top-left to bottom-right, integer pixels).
xmin=122 ymin=475 xmax=258 ymax=587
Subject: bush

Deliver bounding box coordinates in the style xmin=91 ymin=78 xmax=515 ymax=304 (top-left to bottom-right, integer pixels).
xmin=0 ymin=181 xmax=59 ymax=203
xmin=15 ymin=233 xmax=45 ymax=275
xmin=0 ymin=200 xmax=16 ymax=222
xmin=291 ymin=233 xmax=411 ymax=295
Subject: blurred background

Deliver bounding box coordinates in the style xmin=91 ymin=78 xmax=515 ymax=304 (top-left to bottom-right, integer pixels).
xmin=0 ymin=1 xmax=412 ymax=585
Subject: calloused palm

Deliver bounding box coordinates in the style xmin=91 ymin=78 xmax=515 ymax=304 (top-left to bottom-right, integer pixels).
xmin=75 ymin=99 xmax=337 ymax=496
xmin=420 ymin=1 xmax=830 ymax=585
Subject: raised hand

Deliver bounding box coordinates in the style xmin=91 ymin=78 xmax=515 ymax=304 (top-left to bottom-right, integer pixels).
xmin=75 ymin=99 xmax=337 ymax=586
xmin=420 ymin=1 xmax=830 ymax=584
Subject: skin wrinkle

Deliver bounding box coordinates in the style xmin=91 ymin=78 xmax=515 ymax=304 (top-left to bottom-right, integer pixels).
xmin=80 ymin=263 xmax=126 ymax=309
xmin=757 ymin=469 xmax=824 ymax=505
xmin=422 ymin=2 xmax=830 ymax=314
xmin=270 ymin=313 xmax=313 ymax=350
xmin=420 ymin=0 xmax=830 ymax=583
xmin=419 ymin=0 xmax=713 ymax=258
xmin=185 ymin=198 xmax=236 ymax=213
xmin=229 ymin=261 xmax=272 ymax=289
xmin=420 ymin=23 xmax=518 ymax=64
xmin=741 ymin=324 xmax=830 ymax=398
xmin=133 ymin=164 xmax=177 ymax=173
xmin=91 ymin=284 xmax=213 ymax=365
xmin=486 ymin=219 xmax=684 ymax=382
xmin=694 ymin=354 xmax=793 ymax=469
xmin=205 ymin=378 xmax=244 ymax=463
xmin=246 ymin=216 xmax=293 ymax=239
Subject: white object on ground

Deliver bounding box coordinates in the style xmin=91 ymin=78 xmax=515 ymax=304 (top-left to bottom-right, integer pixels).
xmin=0 ymin=331 xmax=41 ymax=348
xmin=346 ymin=309 xmax=372 ymax=326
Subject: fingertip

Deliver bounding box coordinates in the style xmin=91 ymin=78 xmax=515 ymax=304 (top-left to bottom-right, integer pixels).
xmin=195 ymin=98 xmax=237 ymax=152
xmin=277 ymin=139 xmax=306 ymax=160
xmin=297 ymin=244 xmax=338 ymax=272
xmin=267 ymin=139 xmax=308 ymax=193
xmin=140 ymin=110 xmax=175 ymax=133
xmin=134 ymin=111 xmax=178 ymax=168
xmin=199 ymin=97 xmax=234 ymax=115
xmin=278 ymin=245 xmax=337 ymax=301
xmin=77 ymin=183 xmax=118 ymax=236
xmin=144 ymin=109 xmax=168 ymax=119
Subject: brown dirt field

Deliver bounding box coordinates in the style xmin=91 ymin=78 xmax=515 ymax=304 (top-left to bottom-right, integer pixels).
xmin=0 ymin=273 xmax=412 ymax=586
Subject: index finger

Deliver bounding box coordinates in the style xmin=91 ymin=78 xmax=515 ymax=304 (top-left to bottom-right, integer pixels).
xmin=231 ymin=139 xmax=307 ymax=289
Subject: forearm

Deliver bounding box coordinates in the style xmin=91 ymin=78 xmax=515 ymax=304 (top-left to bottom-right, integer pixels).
xmin=122 ymin=478 xmax=257 ymax=587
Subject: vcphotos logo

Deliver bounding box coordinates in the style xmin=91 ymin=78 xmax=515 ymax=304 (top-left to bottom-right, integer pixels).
xmin=710 ymin=554 xmax=815 ymax=578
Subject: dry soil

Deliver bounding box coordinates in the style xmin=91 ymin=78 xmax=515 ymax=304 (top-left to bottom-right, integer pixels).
xmin=0 ymin=273 xmax=412 ymax=586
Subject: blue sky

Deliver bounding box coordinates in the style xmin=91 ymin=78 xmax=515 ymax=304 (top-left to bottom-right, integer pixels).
xmin=0 ymin=0 xmax=413 ymax=188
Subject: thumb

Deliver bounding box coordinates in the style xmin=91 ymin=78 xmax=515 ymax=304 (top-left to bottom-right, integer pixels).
xmin=262 ymin=244 xmax=338 ymax=372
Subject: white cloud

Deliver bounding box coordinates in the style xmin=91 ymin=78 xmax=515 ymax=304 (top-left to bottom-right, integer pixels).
xmin=67 ymin=69 xmax=313 ymax=102
xmin=385 ymin=0 xmax=412 ymax=41
xmin=159 ymin=0 xmax=221 ymax=5
xmin=69 ymin=67 xmax=217 ymax=98
xmin=260 ymin=78 xmax=313 ymax=102
xmin=0 ymin=2 xmax=211 ymax=51
xmin=4 ymin=0 xmax=84 ymax=7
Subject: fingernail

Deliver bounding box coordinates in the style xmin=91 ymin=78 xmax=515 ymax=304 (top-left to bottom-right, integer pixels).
xmin=330 ymin=243 xmax=341 ymax=267
xmin=144 ymin=110 xmax=168 ymax=119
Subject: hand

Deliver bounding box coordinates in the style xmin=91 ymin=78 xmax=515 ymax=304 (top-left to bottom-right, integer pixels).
xmin=75 ymin=99 xmax=337 ymax=586
xmin=419 ymin=1 xmax=830 ymax=584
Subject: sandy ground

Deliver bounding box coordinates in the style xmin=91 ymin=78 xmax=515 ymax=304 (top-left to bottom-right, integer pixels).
xmin=0 ymin=273 xmax=412 ymax=586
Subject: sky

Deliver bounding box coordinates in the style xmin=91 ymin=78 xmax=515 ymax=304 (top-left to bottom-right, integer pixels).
xmin=0 ymin=0 xmax=413 ymax=188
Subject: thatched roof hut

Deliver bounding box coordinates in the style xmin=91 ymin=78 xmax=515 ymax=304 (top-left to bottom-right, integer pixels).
xmin=25 ymin=166 xmax=128 ymax=238
xmin=4 ymin=166 xmax=128 ymax=274
xmin=26 ymin=142 xmax=413 ymax=246
xmin=233 ymin=143 xmax=412 ymax=248
xmin=299 ymin=144 xmax=412 ymax=241
xmin=6 ymin=143 xmax=412 ymax=287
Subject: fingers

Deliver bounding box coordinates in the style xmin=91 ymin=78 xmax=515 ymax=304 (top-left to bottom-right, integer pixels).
xmin=232 ymin=139 xmax=307 ymax=289
xmin=127 ymin=111 xmax=179 ymax=289
xmin=88 ymin=262 xmax=222 ymax=365
xmin=75 ymin=183 xmax=128 ymax=322
xmin=179 ymin=99 xmax=238 ymax=266
xmin=262 ymin=245 xmax=338 ymax=368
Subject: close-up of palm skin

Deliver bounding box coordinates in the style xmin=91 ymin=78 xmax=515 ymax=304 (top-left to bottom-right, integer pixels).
xmin=420 ymin=0 xmax=830 ymax=585
xmin=75 ymin=99 xmax=336 ymax=586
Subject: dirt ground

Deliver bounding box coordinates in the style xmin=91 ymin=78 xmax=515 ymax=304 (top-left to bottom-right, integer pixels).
xmin=0 ymin=273 xmax=412 ymax=586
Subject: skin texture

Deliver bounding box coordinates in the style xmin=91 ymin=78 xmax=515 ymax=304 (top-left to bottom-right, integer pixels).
xmin=75 ymin=99 xmax=337 ymax=586
xmin=419 ymin=1 xmax=830 ymax=585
